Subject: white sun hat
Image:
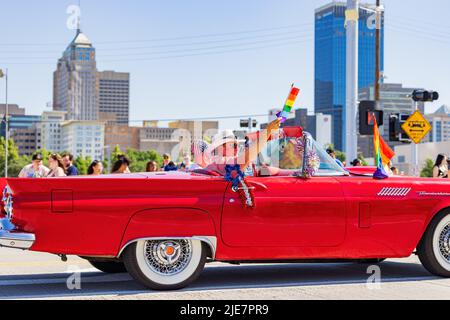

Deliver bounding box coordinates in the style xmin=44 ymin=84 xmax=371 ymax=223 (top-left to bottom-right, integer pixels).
xmin=207 ymin=130 xmax=239 ymax=155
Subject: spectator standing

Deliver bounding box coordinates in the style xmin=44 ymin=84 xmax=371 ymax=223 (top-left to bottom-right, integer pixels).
xmin=161 ymin=154 xmax=171 ymax=170
xmin=62 ymin=153 xmax=79 ymax=176
xmin=351 ymin=159 xmax=362 ymax=167
xmin=18 ymin=154 xmax=50 ymax=178
xmin=46 ymin=154 xmax=67 ymax=177
xmin=88 ymin=161 xmax=104 ymax=176
xmin=433 ymin=154 xmax=448 ymax=178
xmin=327 ymin=148 xmax=345 ymax=168
xmin=112 ymin=155 xmax=131 ymax=174
xmin=146 ymin=161 xmax=158 ymax=172
xmin=164 ymin=161 xmax=178 ymax=172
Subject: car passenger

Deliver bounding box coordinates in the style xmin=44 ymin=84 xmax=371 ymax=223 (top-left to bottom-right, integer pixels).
xmin=204 ymin=118 xmax=281 ymax=176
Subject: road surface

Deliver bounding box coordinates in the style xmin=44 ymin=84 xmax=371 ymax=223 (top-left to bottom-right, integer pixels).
xmin=0 ymin=248 xmax=449 ymax=300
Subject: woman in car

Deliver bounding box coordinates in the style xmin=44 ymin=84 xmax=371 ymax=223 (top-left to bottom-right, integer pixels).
xmin=204 ymin=118 xmax=281 ymax=176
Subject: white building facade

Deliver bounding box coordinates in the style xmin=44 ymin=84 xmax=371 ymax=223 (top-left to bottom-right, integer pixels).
xmin=39 ymin=111 xmax=67 ymax=152
xmin=61 ymin=121 xmax=105 ymax=160
xmin=425 ymin=105 xmax=450 ymax=143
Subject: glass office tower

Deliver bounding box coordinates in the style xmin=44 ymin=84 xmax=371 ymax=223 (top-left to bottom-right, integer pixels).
xmin=315 ymin=2 xmax=384 ymax=151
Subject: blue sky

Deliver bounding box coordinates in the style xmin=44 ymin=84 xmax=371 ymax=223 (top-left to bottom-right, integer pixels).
xmin=0 ymin=0 xmax=449 ymax=130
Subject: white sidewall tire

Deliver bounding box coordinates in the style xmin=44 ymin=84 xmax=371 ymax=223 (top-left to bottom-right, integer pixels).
xmin=432 ymin=214 xmax=450 ymax=272
xmin=135 ymin=239 xmax=203 ymax=286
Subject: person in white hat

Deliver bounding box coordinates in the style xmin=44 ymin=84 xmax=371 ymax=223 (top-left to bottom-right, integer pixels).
xmin=204 ymin=118 xmax=281 ymax=175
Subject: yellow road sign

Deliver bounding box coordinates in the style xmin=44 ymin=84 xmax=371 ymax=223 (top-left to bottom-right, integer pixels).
xmin=401 ymin=110 xmax=432 ymax=144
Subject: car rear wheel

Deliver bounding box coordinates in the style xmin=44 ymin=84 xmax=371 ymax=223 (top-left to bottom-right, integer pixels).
xmin=88 ymin=260 xmax=127 ymax=274
xmin=122 ymin=239 xmax=206 ymax=290
xmin=417 ymin=211 xmax=450 ymax=277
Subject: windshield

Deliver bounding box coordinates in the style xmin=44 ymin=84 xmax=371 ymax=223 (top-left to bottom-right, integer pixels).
xmin=255 ymin=131 xmax=346 ymax=177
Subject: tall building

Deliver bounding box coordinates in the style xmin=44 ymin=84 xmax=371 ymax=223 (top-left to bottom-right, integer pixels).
xmin=53 ymin=29 xmax=99 ymax=121
xmin=40 ymin=111 xmax=67 ymax=152
xmin=0 ymin=104 xmax=41 ymax=156
xmin=104 ymin=125 xmax=140 ymax=152
xmin=61 ymin=121 xmax=105 ymax=160
xmin=425 ymin=105 xmax=450 ymax=143
xmin=139 ymin=127 xmax=181 ymax=156
xmin=307 ymin=113 xmax=333 ymax=147
xmin=358 ymin=83 xmax=424 ymax=158
xmin=98 ymin=71 xmax=130 ymax=125
xmin=315 ymin=2 xmax=385 ymax=151
xmin=168 ymin=120 xmax=219 ymax=142
xmin=10 ymin=127 xmax=40 ymax=156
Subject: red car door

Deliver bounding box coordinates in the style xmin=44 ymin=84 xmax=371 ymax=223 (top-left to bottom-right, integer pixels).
xmin=221 ymin=175 xmax=346 ymax=248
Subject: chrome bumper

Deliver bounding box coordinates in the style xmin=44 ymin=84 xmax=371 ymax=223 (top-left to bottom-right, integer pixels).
xmin=0 ymin=229 xmax=35 ymax=250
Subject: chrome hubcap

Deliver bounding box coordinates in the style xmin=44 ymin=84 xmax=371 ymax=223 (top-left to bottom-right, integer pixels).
xmin=144 ymin=240 xmax=192 ymax=276
xmin=439 ymin=223 xmax=450 ymax=263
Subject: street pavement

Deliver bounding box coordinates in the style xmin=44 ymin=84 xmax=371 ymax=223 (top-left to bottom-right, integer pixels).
xmin=0 ymin=248 xmax=449 ymax=300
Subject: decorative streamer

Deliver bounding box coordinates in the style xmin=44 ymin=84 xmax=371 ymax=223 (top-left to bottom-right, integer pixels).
xmin=294 ymin=134 xmax=320 ymax=179
xmin=225 ymin=165 xmax=255 ymax=209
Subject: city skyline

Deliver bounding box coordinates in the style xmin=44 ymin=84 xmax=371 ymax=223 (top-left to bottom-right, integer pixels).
xmin=315 ymin=2 xmax=385 ymax=151
xmin=1 ymin=0 xmax=449 ymax=131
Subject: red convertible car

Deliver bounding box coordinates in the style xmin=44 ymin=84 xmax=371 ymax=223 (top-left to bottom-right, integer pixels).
xmin=1 ymin=127 xmax=450 ymax=290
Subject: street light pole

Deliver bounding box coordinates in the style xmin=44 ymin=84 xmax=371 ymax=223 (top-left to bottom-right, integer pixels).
xmin=345 ymin=0 xmax=359 ymax=162
xmin=375 ymin=0 xmax=381 ymax=109
xmin=0 ymin=69 xmax=8 ymax=178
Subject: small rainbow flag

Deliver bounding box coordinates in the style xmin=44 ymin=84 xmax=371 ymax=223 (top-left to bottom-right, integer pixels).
xmin=371 ymin=114 xmax=395 ymax=179
xmin=277 ymin=86 xmax=300 ymax=123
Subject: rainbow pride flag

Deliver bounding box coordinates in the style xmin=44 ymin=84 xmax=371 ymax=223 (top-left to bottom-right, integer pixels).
xmin=372 ymin=114 xmax=395 ymax=179
xmin=277 ymin=86 xmax=300 ymax=123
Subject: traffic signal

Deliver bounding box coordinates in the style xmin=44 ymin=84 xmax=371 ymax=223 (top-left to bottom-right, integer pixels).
xmin=412 ymin=90 xmax=439 ymax=102
xmin=389 ymin=113 xmax=410 ymax=142
xmin=240 ymin=119 xmax=257 ymax=129
xmin=359 ymin=101 xmax=384 ymax=135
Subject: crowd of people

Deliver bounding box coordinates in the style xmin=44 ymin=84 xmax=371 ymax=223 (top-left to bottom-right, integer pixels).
xmin=15 ymin=123 xmax=450 ymax=180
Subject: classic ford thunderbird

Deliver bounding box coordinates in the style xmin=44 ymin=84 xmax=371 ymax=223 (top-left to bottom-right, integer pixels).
xmin=1 ymin=127 xmax=449 ymax=290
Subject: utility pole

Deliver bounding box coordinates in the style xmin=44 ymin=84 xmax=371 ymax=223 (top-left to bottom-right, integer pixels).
xmin=411 ymin=99 xmax=419 ymax=177
xmin=345 ymin=0 xmax=359 ymax=162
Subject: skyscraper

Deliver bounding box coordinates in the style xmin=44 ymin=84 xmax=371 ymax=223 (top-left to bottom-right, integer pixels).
xmin=315 ymin=2 xmax=384 ymax=151
xmin=98 ymin=71 xmax=130 ymax=125
xmin=53 ymin=29 xmax=99 ymax=121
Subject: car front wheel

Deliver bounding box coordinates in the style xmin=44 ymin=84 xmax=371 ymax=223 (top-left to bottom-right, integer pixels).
xmin=418 ymin=211 xmax=450 ymax=277
xmin=122 ymin=239 xmax=207 ymax=290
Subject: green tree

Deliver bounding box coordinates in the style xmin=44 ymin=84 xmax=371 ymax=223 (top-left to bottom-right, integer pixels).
xmin=358 ymin=153 xmax=369 ymax=166
xmin=421 ymin=159 xmax=434 ymax=178
xmin=0 ymin=137 xmax=24 ymax=177
xmin=125 ymin=148 xmax=162 ymax=173
xmin=74 ymin=155 xmax=92 ymax=175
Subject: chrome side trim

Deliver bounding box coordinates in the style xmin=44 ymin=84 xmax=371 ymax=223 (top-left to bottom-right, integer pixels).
xmin=0 ymin=230 xmax=35 ymax=250
xmin=418 ymin=192 xmax=450 ymax=197
xmin=377 ymin=187 xmax=411 ymax=197
xmin=117 ymin=236 xmax=217 ymax=259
